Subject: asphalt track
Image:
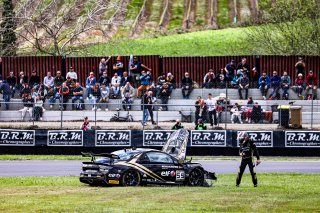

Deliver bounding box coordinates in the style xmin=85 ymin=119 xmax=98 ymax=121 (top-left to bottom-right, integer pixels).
xmin=1 ymin=160 xmax=320 ymax=177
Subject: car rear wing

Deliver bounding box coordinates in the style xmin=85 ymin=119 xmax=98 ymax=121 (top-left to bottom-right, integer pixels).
xmin=81 ymin=152 xmax=120 ymax=162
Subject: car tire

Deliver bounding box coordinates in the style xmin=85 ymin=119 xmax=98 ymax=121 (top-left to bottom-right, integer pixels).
xmin=188 ymin=167 xmax=204 ymax=186
xmin=121 ymin=170 xmax=141 ymax=186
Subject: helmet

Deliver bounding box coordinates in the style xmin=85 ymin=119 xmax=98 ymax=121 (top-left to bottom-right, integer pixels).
xmin=237 ymin=131 xmax=249 ymax=140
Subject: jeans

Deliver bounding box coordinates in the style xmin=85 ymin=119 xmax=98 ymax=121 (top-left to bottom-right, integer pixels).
xmin=143 ymin=108 xmax=149 ymax=124
xmin=86 ymin=86 xmax=93 ymax=98
xmin=72 ymin=96 xmax=84 ymax=110
xmin=3 ymin=94 xmax=10 ymax=110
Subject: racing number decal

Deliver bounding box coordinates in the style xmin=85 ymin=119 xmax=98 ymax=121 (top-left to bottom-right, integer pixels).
xmin=176 ymin=170 xmax=185 ymax=181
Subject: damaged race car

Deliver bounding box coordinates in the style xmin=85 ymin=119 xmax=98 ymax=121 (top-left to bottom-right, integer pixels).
xmin=80 ymin=129 xmax=217 ymax=186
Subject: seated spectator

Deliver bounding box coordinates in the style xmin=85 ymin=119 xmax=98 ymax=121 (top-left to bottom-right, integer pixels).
xmin=281 ymin=71 xmax=291 ymax=100
xmin=54 ymin=71 xmax=64 ymax=90
xmin=181 ymin=72 xmax=193 ymax=99
xmin=46 ymin=86 xmax=58 ymax=109
xmin=251 ymin=102 xmax=262 ymax=123
xmin=29 ymin=70 xmax=40 ymax=88
xmin=231 ymin=70 xmax=242 ymax=88
xmin=216 ymin=69 xmax=227 ymax=89
xmin=66 ymin=66 xmax=78 ymax=81
xmin=137 ymin=71 xmax=151 ymax=98
xmin=203 ymin=69 xmax=215 ymax=88
xmin=20 ymin=94 xmax=34 ymax=120
xmin=195 ymin=118 xmax=207 ymax=130
xmin=195 ymin=96 xmax=207 ymax=125
xmin=113 ymin=56 xmax=124 ymax=77
xmin=166 ymin=73 xmax=176 ymax=92
xmin=65 ymin=77 xmax=74 ymax=88
xmin=43 ymin=71 xmax=54 ymax=91
xmin=238 ymin=73 xmax=249 ymax=100
xmin=244 ymin=97 xmax=254 ymax=123
xmin=230 ymin=103 xmax=243 ymax=124
xmin=251 ymin=67 xmax=260 ymax=88
xmin=269 ymin=71 xmax=281 ymax=100
xmin=81 ymin=116 xmax=91 ymax=131
xmin=71 ymin=82 xmax=84 ymax=110
xmin=85 ymin=72 xmax=96 ymax=99
xmin=33 ymin=95 xmax=44 ymax=121
xmin=6 ymin=71 xmax=16 ymax=98
xmin=17 ymin=71 xmax=28 ymax=93
xmin=90 ymin=84 xmax=101 ymax=111
xmin=0 ymin=80 xmax=11 ymax=110
xmin=225 ymin=60 xmax=236 ymax=83
xmin=99 ymin=57 xmax=111 ymax=77
xmin=159 ymin=83 xmax=171 ymax=111
xmin=99 ymin=71 xmax=111 ymax=87
xmin=59 ymin=83 xmax=70 ymax=110
xmin=121 ymin=82 xmax=134 ymax=111
xmin=305 ymin=70 xmax=318 ymax=100
xmin=111 ymin=73 xmax=121 ymax=98
xmin=120 ymin=71 xmax=133 ymax=88
xmin=100 ymin=84 xmax=110 ymax=111
xmin=258 ymin=71 xmax=270 ymax=100
xmin=293 ymin=73 xmax=305 ymax=98
xmin=35 ymin=84 xmax=46 ymax=101
xmin=20 ymin=83 xmax=31 ymax=97
xmin=172 ymin=119 xmax=184 ymax=130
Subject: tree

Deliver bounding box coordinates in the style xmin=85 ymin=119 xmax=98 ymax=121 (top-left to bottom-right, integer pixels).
xmin=0 ymin=0 xmax=17 ymax=56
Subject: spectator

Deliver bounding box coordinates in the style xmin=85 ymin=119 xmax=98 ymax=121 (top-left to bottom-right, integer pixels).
xmin=100 ymin=84 xmax=110 ymax=111
xmin=216 ymin=69 xmax=227 ymax=89
xmin=195 ymin=118 xmax=207 ymax=130
xmin=245 ymin=97 xmax=254 ymax=123
xmin=65 ymin=77 xmax=74 ymax=88
xmin=54 ymin=71 xmax=65 ymax=89
xmin=231 ymin=103 xmax=243 ymax=124
xmin=6 ymin=71 xmax=16 ymax=98
xmin=130 ymin=56 xmax=151 ymax=88
xmin=33 ymin=95 xmax=44 ymax=121
xmin=121 ymin=82 xmax=134 ymax=110
xmin=66 ymin=66 xmax=78 ymax=81
xmin=159 ymin=83 xmax=171 ymax=111
xmin=20 ymin=83 xmax=31 ymax=98
xmin=203 ymin=69 xmax=215 ymax=88
xmin=225 ymin=60 xmax=236 ymax=83
xmin=269 ymin=71 xmax=281 ymax=100
xmin=17 ymin=71 xmax=28 ymax=93
xmin=113 ymin=56 xmax=124 ymax=77
xmin=251 ymin=102 xmax=262 ymax=123
xmin=236 ymin=58 xmax=250 ymax=72
xmin=231 ymin=70 xmax=242 ymax=88
xmin=81 ymin=116 xmax=91 ymax=131
xmin=111 ymin=73 xmax=121 ymax=98
xmin=90 ymin=84 xmax=101 ymax=111
xmin=0 ymin=80 xmax=11 ymax=110
xmin=59 ymin=83 xmax=70 ymax=110
xmin=258 ymin=71 xmax=270 ymax=100
xmin=172 ymin=119 xmax=184 ymax=130
xmin=195 ymin=96 xmax=207 ymax=125
xmin=71 ymin=82 xmax=84 ymax=110
xmin=137 ymin=71 xmax=152 ymax=98
xmin=156 ymin=74 xmax=166 ymax=97
xmin=85 ymin=72 xmax=96 ymax=99
xmin=166 ymin=73 xmax=176 ymax=92
xmin=43 ymin=71 xmax=54 ymax=91
xmin=295 ymin=57 xmax=306 ymax=78
xmin=29 ymin=70 xmax=40 ymax=87
xmin=120 ymin=71 xmax=133 ymax=87
xmin=251 ymin=67 xmax=260 ymax=88
xmin=98 ymin=57 xmax=111 ymax=76
xmin=99 ymin=71 xmax=111 ymax=86
xmin=281 ymin=71 xmax=291 ymax=100
xmin=46 ymin=86 xmax=58 ymax=109
xmin=20 ymin=94 xmax=34 ymax=120
xmin=181 ymin=72 xmax=193 ymax=99
xmin=238 ymin=73 xmax=249 ymax=100
xmin=305 ymin=70 xmax=318 ymax=100
xmin=206 ymin=93 xmax=218 ymax=127
xmin=142 ymin=91 xmax=156 ymax=125
xmin=293 ymin=73 xmax=305 ymax=98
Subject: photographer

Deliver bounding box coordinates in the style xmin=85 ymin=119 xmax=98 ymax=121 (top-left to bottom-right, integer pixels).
xmin=258 ymin=71 xmax=270 ymax=100
xmin=172 ymin=119 xmax=184 ymax=130
xmin=113 ymin=56 xmax=124 ymax=77
xmin=295 ymin=57 xmax=306 ymax=77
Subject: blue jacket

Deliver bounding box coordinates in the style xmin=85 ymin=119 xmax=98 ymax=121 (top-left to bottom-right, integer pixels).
xmin=86 ymin=77 xmax=96 ymax=87
xmin=0 ymin=81 xmax=12 ymax=95
xmin=258 ymin=76 xmax=270 ymax=87
xmin=140 ymin=74 xmax=151 ymax=85
xmin=270 ymin=75 xmax=281 ymax=87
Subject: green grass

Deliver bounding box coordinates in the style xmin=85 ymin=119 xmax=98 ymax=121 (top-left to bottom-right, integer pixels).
xmin=0 ymin=174 xmax=319 ymax=212
xmin=217 ymin=0 xmax=231 ymax=26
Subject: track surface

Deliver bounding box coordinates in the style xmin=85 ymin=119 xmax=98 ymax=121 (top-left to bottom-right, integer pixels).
xmin=1 ymin=160 xmax=320 ymax=177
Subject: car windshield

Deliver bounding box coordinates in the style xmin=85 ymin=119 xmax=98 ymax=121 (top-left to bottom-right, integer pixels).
xmin=111 ymin=149 xmax=141 ymax=161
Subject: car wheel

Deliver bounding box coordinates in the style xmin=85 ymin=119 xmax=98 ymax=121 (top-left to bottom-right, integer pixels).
xmin=188 ymin=167 xmax=204 ymax=186
xmin=121 ymin=170 xmax=141 ymax=186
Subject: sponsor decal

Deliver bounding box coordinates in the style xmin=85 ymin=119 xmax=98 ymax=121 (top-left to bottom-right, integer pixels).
xmin=191 ymin=130 xmax=226 ymax=147
xmin=143 ymin=130 xmax=174 ymax=146
xmin=108 ymin=174 xmax=121 ymax=179
xmin=108 ymin=180 xmax=119 ymax=184
xmin=95 ymin=130 xmax=131 ymax=146
xmin=161 ymin=171 xmax=176 ymax=177
xmin=162 ymin=165 xmax=179 ymax=169
xmin=285 ymin=131 xmax=320 ymax=147
xmin=176 ymin=170 xmax=185 ymax=181
xmin=237 ymin=131 xmax=273 ymax=147
xmin=0 ymin=129 xmax=35 ymax=146
xmin=47 ymin=130 xmax=83 ymax=146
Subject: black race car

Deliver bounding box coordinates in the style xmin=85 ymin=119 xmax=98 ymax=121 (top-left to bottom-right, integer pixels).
xmin=80 ymin=129 xmax=217 ymax=186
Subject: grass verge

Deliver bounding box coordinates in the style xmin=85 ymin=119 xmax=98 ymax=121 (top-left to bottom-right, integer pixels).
xmin=0 ymin=174 xmax=319 ymax=212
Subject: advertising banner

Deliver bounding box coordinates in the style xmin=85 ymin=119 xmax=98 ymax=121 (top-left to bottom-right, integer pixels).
xmin=0 ymin=129 xmax=35 ymax=146
xmin=143 ymin=130 xmax=175 ymax=146
xmin=285 ymin=131 xmax=320 ymax=147
xmin=236 ymin=131 xmax=273 ymax=147
xmin=47 ymin=130 xmax=83 ymax=146
xmin=190 ymin=130 xmax=226 ymax=147
xmin=95 ymin=130 xmax=131 ymax=146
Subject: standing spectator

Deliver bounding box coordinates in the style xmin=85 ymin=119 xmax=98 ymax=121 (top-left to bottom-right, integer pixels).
xmin=120 ymin=71 xmax=133 ymax=87
xmin=195 ymin=96 xmax=207 ymax=125
xmin=85 ymin=72 xmax=96 ymax=99
xmin=71 ymin=82 xmax=84 ymax=110
xmin=206 ymin=93 xmax=218 ymax=127
xmin=121 ymin=82 xmax=134 ymax=110
xmin=111 ymin=73 xmax=121 ymax=98
xmin=66 ymin=66 xmax=78 ymax=81
xmin=90 ymin=84 xmax=101 ymax=111
xmin=17 ymin=71 xmax=28 ymax=93
xmin=293 ymin=73 xmax=305 ymax=98
xmin=225 ymin=60 xmax=236 ymax=83
xmin=136 ymin=71 xmax=151 ymax=98
xmin=159 ymin=83 xmax=171 ymax=111
xmin=142 ymin=91 xmax=156 ymax=125
xmin=81 ymin=117 xmax=91 ymax=131
xmin=99 ymin=71 xmax=111 ymax=86
xmin=295 ymin=57 xmax=306 ymax=78
xmin=98 ymin=57 xmax=111 ymax=76
xmin=269 ymin=71 xmax=281 ymax=100
xmin=20 ymin=94 xmax=34 ymax=120
xmin=54 ymin=71 xmax=64 ymax=89
xmin=113 ymin=56 xmax=124 ymax=77
xmin=251 ymin=67 xmax=260 ymax=88
xmin=258 ymin=72 xmax=270 ymax=100
xmin=166 ymin=73 xmax=176 ymax=92
xmin=181 ymin=72 xmax=193 ymax=99
xmin=238 ymin=73 xmax=249 ymax=100
xmin=203 ymin=69 xmax=215 ymax=88
xmin=0 ymin=80 xmax=11 ymax=110
xmin=29 ymin=70 xmax=40 ymax=87
xmin=305 ymin=70 xmax=318 ymax=100
xmin=195 ymin=118 xmax=207 ymax=130
xmin=216 ymin=69 xmax=227 ymax=89
xmin=6 ymin=71 xmax=16 ymax=98
xmin=33 ymin=95 xmax=44 ymax=121
xmin=281 ymin=71 xmax=291 ymax=100
xmin=130 ymin=56 xmax=151 ymax=88
xmin=156 ymin=74 xmax=166 ymax=97
xmin=43 ymin=71 xmax=54 ymax=91
xmin=236 ymin=58 xmax=250 ymax=72
xmin=230 ymin=103 xmax=243 ymax=124
xmin=59 ymin=83 xmax=70 ymax=110
xmin=100 ymin=84 xmax=110 ymax=111
xmin=231 ymin=70 xmax=242 ymax=88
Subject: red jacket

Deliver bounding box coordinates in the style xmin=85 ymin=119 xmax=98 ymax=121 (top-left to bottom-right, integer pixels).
xmin=295 ymin=78 xmax=305 ymax=86
xmin=306 ymin=74 xmax=318 ymax=86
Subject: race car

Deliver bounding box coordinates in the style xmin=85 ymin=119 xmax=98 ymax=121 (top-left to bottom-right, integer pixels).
xmin=80 ymin=129 xmax=217 ymax=186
